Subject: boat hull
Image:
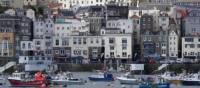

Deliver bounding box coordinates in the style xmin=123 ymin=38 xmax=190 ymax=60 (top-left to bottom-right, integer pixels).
xmin=182 ymin=80 xmax=200 ymax=86
xmin=8 ymin=79 xmax=44 ymax=87
xmin=118 ymin=79 xmax=139 ymax=85
xmin=52 ymin=80 xmax=85 ymax=85
xmin=139 ymin=83 xmax=170 ymax=88
xmin=88 ymin=77 xmax=114 ymax=81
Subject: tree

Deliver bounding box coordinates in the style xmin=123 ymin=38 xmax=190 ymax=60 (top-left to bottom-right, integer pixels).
xmin=0 ymin=6 xmax=10 ymax=14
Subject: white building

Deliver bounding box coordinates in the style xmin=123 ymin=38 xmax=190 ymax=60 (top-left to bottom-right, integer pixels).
xmin=33 ymin=18 xmax=54 ymax=55
xmin=54 ymin=18 xmax=89 ymax=37
xmin=182 ymin=37 xmax=200 ymax=60
xmin=53 ymin=35 xmax=103 ymax=63
xmin=19 ymin=18 xmax=55 ymax=71
xmin=128 ymin=7 xmax=160 ymax=18
xmin=103 ymin=34 xmax=132 ymax=63
xmin=168 ymin=29 xmax=179 ymax=58
xmin=106 ymin=19 xmax=133 ymax=34
xmin=26 ymin=9 xmax=35 ymax=21
xmin=4 ymin=9 xmax=35 ymax=21
xmin=56 ymin=0 xmax=133 ymax=10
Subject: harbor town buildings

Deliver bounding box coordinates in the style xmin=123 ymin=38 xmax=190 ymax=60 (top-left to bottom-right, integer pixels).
xmin=1 ymin=0 xmax=200 ymax=71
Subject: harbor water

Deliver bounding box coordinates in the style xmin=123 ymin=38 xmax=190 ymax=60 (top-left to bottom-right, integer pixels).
xmin=66 ymin=72 xmax=199 ymax=88
xmin=3 ymin=72 xmax=200 ymax=88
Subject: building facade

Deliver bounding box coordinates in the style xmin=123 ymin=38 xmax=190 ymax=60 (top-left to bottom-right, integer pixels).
xmin=168 ymin=26 xmax=179 ymax=59
xmin=182 ymin=37 xmax=200 ymax=60
xmin=103 ymin=34 xmax=132 ymax=63
xmin=0 ymin=14 xmax=17 ymax=65
xmin=184 ymin=10 xmax=200 ymax=36
xmin=140 ymin=14 xmax=154 ymax=33
xmin=56 ymin=0 xmax=134 ymax=10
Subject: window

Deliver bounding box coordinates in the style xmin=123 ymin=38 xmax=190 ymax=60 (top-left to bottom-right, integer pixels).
xmin=110 ymin=46 xmax=114 ymax=50
xmin=192 ymin=28 xmax=196 ymax=33
xmin=185 ymin=44 xmax=187 ymax=48
xmin=156 ymin=43 xmax=159 ymax=47
xmin=198 ymin=44 xmax=200 ymax=48
xmin=73 ymin=38 xmax=77 ymax=44
xmin=109 ymin=38 xmax=114 ymax=44
xmin=91 ymin=38 xmax=93 ymax=44
xmin=122 ymin=52 xmax=127 ymax=57
xmin=28 ymin=43 xmax=31 ymax=49
xmin=184 ymin=52 xmax=187 ymax=55
xmin=122 ymin=38 xmax=127 ymax=43
xmin=96 ymin=39 xmax=99 ymax=44
xmin=83 ymin=38 xmax=87 ymax=44
xmin=162 ymin=43 xmax=166 ymax=47
xmin=122 ymin=45 xmax=127 ymax=50
xmin=60 ymin=49 xmax=65 ymax=55
xmin=102 ymin=39 xmax=105 ymax=45
xmin=190 ymin=44 xmax=195 ymax=48
xmin=36 ymin=41 xmax=40 ymax=45
xmin=62 ymin=38 xmax=69 ymax=46
xmin=162 ymin=50 xmax=166 ymax=54
xmin=78 ymin=38 xmax=82 ymax=44
xmin=162 ymin=18 xmax=166 ymax=21
xmin=110 ymin=52 xmax=114 ymax=57
xmin=56 ymin=39 xmax=59 ymax=45
xmin=185 ymin=38 xmax=193 ymax=42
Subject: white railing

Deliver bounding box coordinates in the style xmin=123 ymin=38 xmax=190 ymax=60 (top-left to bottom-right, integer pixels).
xmin=0 ymin=61 xmax=16 ymax=73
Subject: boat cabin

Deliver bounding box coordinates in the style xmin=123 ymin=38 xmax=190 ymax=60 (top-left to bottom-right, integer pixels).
xmin=9 ymin=72 xmax=26 ymax=80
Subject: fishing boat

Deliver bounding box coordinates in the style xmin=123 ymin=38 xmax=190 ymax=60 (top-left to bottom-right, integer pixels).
xmin=88 ymin=72 xmax=114 ymax=81
xmin=117 ymin=72 xmax=141 ymax=85
xmin=52 ymin=72 xmax=86 ymax=85
xmin=160 ymin=71 xmax=182 ymax=85
xmin=181 ymin=73 xmax=200 ymax=85
xmin=8 ymin=71 xmax=45 ymax=87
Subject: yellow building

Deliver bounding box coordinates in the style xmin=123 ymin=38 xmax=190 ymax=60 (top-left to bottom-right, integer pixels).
xmin=0 ymin=33 xmax=15 ymax=61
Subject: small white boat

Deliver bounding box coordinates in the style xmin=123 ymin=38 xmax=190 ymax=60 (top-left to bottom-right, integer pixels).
xmin=52 ymin=72 xmax=85 ymax=85
xmin=117 ymin=72 xmax=140 ymax=85
xmin=181 ymin=73 xmax=200 ymax=85
xmin=160 ymin=71 xmax=183 ymax=84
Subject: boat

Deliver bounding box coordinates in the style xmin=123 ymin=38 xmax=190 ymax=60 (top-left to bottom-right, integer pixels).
xmin=88 ymin=72 xmax=114 ymax=81
xmin=139 ymin=83 xmax=170 ymax=88
xmin=52 ymin=72 xmax=86 ymax=85
xmin=181 ymin=72 xmax=200 ymax=85
xmin=139 ymin=78 xmax=170 ymax=88
xmin=117 ymin=72 xmax=141 ymax=85
xmin=160 ymin=71 xmax=182 ymax=85
xmin=8 ymin=71 xmax=46 ymax=87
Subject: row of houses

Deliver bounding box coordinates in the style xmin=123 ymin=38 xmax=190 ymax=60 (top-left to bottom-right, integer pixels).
xmin=1 ymin=2 xmax=200 ymax=71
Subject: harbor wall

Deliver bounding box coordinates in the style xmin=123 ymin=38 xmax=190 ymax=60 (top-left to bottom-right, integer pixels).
xmin=57 ymin=63 xmax=200 ymax=74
